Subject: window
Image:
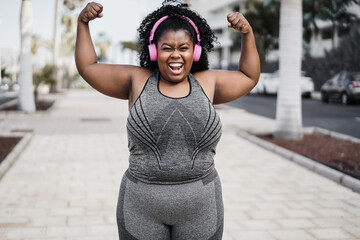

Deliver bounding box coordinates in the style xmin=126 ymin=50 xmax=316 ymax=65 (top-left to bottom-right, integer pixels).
xmin=338 ymin=27 xmax=350 ymax=37
xmin=322 ymin=28 xmax=332 ymax=40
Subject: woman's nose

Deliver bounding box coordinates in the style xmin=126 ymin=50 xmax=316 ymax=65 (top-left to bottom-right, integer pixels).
xmin=170 ymin=49 xmax=181 ymax=58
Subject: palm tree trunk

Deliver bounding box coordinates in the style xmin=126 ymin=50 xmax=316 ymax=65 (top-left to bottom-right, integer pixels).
xmin=18 ymin=0 xmax=36 ymax=112
xmin=0 ymin=19 xmax=2 ymax=84
xmin=274 ymin=0 xmax=303 ymax=139
xmin=0 ymin=49 xmax=2 ymax=84
xmin=52 ymin=0 xmax=61 ymax=92
xmin=331 ymin=20 xmax=336 ymax=50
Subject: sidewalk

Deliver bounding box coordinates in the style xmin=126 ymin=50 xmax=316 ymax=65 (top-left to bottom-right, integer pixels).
xmin=0 ymin=89 xmax=359 ymax=240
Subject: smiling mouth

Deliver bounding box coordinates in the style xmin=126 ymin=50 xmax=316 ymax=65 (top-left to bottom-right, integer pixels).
xmin=168 ymin=63 xmax=183 ymax=74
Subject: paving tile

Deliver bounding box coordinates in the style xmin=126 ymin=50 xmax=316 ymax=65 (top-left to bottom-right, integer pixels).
xmin=269 ymin=229 xmax=317 ymax=240
xmin=313 ymin=208 xmax=353 ymax=218
xmin=28 ymin=217 xmax=67 ymax=227
xmin=311 ymin=217 xmax=352 ymax=228
xmin=45 ymin=227 xmax=88 ymax=238
xmin=50 ymin=208 xmax=85 ymax=217
xmin=308 ymin=228 xmax=355 ymax=239
xmin=4 ymin=227 xmax=47 ymax=239
xmin=344 ymin=217 xmax=360 ymax=227
xmin=238 ymin=219 xmax=280 ymax=230
xmin=230 ymin=230 xmax=276 ymax=240
xmin=246 ymin=210 xmax=285 ymax=220
xmin=281 ymin=209 xmax=318 ymax=218
xmin=87 ymin=225 xmax=118 ymax=236
xmin=1 ymin=89 xmax=360 ymax=239
xmin=276 ymin=219 xmax=315 ymax=229
xmin=343 ymin=226 xmax=360 ymax=238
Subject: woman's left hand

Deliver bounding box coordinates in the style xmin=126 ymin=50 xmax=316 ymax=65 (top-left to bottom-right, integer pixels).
xmin=227 ymin=12 xmax=252 ymax=34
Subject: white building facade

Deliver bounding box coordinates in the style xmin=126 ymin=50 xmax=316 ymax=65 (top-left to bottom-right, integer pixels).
xmin=306 ymin=3 xmax=360 ymax=58
xmin=185 ymin=0 xmax=247 ymax=69
xmin=186 ymin=0 xmax=360 ymax=67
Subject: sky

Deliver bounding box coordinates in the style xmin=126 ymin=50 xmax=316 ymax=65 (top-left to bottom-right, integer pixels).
xmin=0 ymin=0 xmax=164 ymax=50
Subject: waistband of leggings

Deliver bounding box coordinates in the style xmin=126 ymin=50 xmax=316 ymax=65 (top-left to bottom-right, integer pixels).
xmin=125 ymin=168 xmax=218 ymax=186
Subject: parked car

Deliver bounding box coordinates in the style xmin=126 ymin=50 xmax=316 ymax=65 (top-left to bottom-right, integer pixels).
xmin=251 ymin=70 xmax=314 ymax=98
xmin=320 ymin=71 xmax=360 ymax=105
xmin=250 ymin=73 xmax=270 ymax=94
xmin=0 ymin=82 xmax=9 ymax=92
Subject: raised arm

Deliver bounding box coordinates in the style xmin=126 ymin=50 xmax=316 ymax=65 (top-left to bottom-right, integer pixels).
xmin=75 ymin=2 xmax=141 ymax=99
xmin=211 ymin=12 xmax=260 ymax=104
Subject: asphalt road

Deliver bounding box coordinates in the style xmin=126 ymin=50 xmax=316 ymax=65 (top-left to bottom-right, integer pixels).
xmin=226 ymin=94 xmax=360 ymax=139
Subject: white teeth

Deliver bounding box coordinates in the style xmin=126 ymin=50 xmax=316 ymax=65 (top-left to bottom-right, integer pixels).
xmin=169 ymin=63 xmax=183 ymax=67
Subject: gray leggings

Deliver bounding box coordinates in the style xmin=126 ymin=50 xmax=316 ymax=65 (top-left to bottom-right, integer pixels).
xmin=116 ymin=170 xmax=224 ymax=240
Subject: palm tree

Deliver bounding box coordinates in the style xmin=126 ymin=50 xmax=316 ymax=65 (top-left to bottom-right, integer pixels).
xmin=0 ymin=19 xmax=2 ymax=84
xmin=243 ymin=0 xmax=280 ymax=65
xmin=18 ymin=0 xmax=36 ymax=112
xmin=318 ymin=0 xmax=358 ymax=49
xmin=52 ymin=0 xmax=61 ymax=91
xmin=274 ymin=0 xmax=303 ymax=139
xmin=51 ymin=0 xmax=85 ymax=90
xmin=303 ymin=0 xmax=358 ymax=50
xmin=95 ymin=32 xmax=112 ymax=62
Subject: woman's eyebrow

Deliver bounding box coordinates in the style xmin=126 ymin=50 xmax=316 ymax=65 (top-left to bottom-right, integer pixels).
xmin=160 ymin=42 xmax=190 ymax=47
xmin=161 ymin=43 xmax=173 ymax=47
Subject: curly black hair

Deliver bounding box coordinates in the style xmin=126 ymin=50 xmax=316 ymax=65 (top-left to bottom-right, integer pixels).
xmin=137 ymin=0 xmax=217 ymax=73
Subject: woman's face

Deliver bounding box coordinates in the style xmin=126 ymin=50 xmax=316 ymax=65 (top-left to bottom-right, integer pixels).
xmin=156 ymin=30 xmax=194 ymax=83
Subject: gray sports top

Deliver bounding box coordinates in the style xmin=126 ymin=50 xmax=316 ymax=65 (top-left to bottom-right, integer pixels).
xmin=126 ymin=69 xmax=222 ymax=184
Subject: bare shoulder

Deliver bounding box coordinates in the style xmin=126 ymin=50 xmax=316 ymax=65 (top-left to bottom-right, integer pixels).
xmin=193 ymin=70 xmax=217 ymax=102
xmin=128 ymin=67 xmax=152 ymax=107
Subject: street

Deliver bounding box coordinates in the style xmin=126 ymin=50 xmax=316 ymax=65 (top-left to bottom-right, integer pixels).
xmin=226 ymin=94 xmax=360 ymax=139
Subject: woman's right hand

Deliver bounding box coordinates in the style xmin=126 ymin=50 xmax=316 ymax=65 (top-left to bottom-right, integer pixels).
xmin=78 ymin=2 xmax=103 ymax=23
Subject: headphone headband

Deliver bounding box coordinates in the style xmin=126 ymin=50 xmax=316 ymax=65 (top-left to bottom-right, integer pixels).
xmin=148 ymin=15 xmax=201 ymax=45
xmin=182 ymin=16 xmax=201 ymax=43
xmin=149 ymin=15 xmax=169 ymax=44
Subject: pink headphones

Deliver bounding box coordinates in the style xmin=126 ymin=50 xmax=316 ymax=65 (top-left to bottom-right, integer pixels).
xmin=148 ymin=15 xmax=202 ymax=62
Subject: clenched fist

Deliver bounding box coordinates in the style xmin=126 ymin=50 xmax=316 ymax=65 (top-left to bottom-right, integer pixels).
xmin=78 ymin=2 xmax=103 ymax=23
xmin=227 ymin=12 xmax=251 ymax=34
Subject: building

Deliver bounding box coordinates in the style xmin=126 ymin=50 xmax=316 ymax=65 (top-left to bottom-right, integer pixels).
xmin=186 ymin=0 xmax=360 ymax=68
xmin=306 ymin=3 xmax=360 ymax=58
xmin=185 ymin=0 xmax=247 ymax=69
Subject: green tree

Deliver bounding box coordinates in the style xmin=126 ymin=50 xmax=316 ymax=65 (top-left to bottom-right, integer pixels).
xmin=303 ymin=0 xmax=359 ymax=49
xmin=1 ymin=67 xmax=11 ymax=79
xmin=240 ymin=0 xmax=280 ymax=64
xmin=52 ymin=0 xmax=85 ymax=90
xmin=95 ymin=32 xmax=111 ymax=62
xmin=33 ymin=65 xmax=57 ymax=101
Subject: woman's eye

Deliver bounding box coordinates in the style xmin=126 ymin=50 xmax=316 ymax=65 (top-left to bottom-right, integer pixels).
xmin=180 ymin=47 xmax=189 ymax=51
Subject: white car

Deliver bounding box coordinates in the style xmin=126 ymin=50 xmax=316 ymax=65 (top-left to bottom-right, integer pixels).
xmin=250 ymin=73 xmax=270 ymax=94
xmin=251 ymin=70 xmax=314 ymax=98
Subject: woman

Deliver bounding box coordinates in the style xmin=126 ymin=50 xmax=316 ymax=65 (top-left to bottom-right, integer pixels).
xmin=75 ymin=1 xmax=259 ymax=239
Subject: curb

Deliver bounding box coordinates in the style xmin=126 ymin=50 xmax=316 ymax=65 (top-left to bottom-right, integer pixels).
xmin=0 ymin=91 xmax=65 ymax=115
xmin=237 ymin=130 xmax=360 ymax=193
xmin=0 ymin=132 xmax=33 ymax=181
xmin=312 ymin=126 xmax=360 ymax=144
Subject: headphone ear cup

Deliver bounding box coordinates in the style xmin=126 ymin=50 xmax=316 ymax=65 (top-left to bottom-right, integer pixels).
xmin=193 ymin=44 xmax=202 ymax=62
xmin=148 ymin=44 xmax=157 ymax=61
